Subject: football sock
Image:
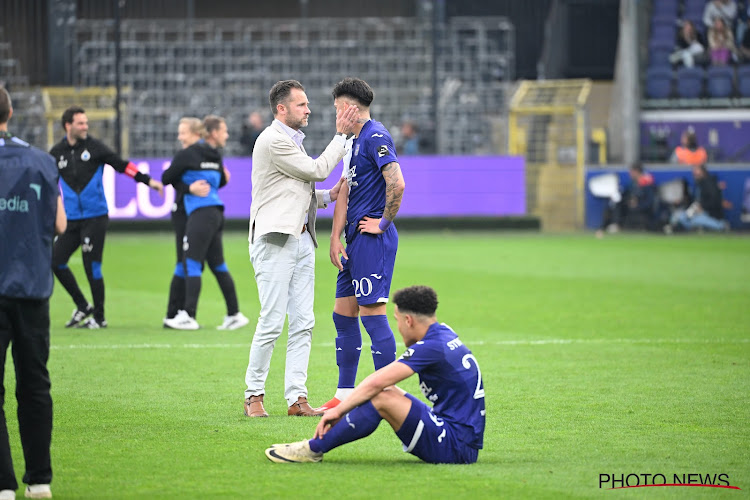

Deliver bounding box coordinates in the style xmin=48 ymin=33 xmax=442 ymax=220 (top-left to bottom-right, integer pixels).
xmin=333 ymin=312 xmax=362 ymax=388
xmin=211 ymin=265 xmax=239 ymax=316
xmin=54 ymin=266 xmax=88 ymax=310
xmin=361 ymin=315 xmax=397 ymax=369
xmin=308 ymin=401 xmax=382 ymax=453
xmin=84 ymin=260 xmax=105 ymax=322
xmin=89 ymin=278 xmax=105 ymax=323
xmin=166 ymin=275 xmax=186 ymax=319
xmin=335 ymin=388 xmax=354 ymax=401
xmin=184 ymin=258 xmax=203 ymax=318
xmin=184 ymin=276 xmax=202 ymax=318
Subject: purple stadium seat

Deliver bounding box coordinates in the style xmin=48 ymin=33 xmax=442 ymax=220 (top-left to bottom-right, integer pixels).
xmin=675 ymin=66 xmax=705 ymax=98
xmin=648 ymin=39 xmax=674 ymax=67
xmin=652 ymin=0 xmax=679 ymax=16
xmin=737 ymin=65 xmax=750 ymax=97
xmin=706 ymin=66 xmax=734 ymax=98
xmin=646 ymin=67 xmax=673 ymax=98
xmin=651 ymin=24 xmax=676 ymax=42
xmin=651 ymin=13 xmax=677 ymax=28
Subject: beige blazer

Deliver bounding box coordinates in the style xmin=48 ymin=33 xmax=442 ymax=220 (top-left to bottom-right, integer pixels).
xmin=249 ymin=121 xmax=347 ymax=248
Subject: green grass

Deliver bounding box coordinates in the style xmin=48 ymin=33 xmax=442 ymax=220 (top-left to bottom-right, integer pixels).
xmin=5 ymin=231 xmax=750 ymax=498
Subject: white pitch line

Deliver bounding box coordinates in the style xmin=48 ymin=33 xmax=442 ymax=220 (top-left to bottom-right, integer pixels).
xmin=50 ymin=338 xmax=749 ymax=350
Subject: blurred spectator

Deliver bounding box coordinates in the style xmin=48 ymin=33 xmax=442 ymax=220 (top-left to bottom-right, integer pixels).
xmin=703 ymin=0 xmax=738 ymax=31
xmin=239 ymin=111 xmax=265 ymax=156
xmin=398 ymin=121 xmax=420 ymax=155
xmin=656 ymin=177 xmax=693 ymax=231
xmin=739 ymin=15 xmax=750 ymax=62
xmin=596 ymin=163 xmax=657 ymax=237
xmin=671 ymin=128 xmax=708 ymax=165
xmin=708 ymin=17 xmax=737 ymax=65
xmin=671 ymin=128 xmax=707 ymax=164
xmin=670 ymin=20 xmax=707 ymax=68
xmin=666 ymin=164 xmax=729 ymax=232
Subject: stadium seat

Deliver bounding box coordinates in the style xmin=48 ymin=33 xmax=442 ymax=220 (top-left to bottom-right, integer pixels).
xmin=675 ymin=66 xmax=705 ymax=98
xmin=645 ymin=67 xmax=673 ymax=98
xmin=737 ymin=65 xmax=750 ymax=97
xmin=706 ymin=66 xmax=734 ymax=98
xmin=652 ymin=0 xmax=679 ymax=16
xmin=648 ymin=39 xmax=675 ymax=67
xmin=651 ymin=13 xmax=677 ymax=28
xmin=651 ymin=24 xmax=676 ymax=43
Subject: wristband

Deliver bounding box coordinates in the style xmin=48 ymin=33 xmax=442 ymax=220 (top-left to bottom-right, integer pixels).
xmin=378 ymin=218 xmax=392 ymax=231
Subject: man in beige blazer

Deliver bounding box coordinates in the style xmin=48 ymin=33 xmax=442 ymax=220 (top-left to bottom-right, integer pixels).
xmin=244 ymin=80 xmax=358 ymax=417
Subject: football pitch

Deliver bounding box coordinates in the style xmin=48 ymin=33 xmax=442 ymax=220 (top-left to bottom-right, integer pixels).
xmin=8 ymin=231 xmax=750 ymax=498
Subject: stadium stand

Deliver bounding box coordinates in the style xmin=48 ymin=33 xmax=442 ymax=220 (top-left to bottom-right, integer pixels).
xmin=642 ymin=0 xmax=750 ymax=107
xmin=70 ymin=17 xmax=514 ymax=157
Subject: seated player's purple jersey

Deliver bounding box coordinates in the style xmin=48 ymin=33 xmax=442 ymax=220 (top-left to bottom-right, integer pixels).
xmin=397 ymin=323 xmax=485 ymax=449
xmin=343 ymin=119 xmax=398 ymax=242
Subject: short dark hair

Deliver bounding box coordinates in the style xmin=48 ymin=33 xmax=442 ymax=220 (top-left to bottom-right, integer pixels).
xmin=61 ymin=106 xmax=85 ymax=131
xmin=269 ymin=80 xmax=305 ymax=116
xmin=392 ymin=286 xmax=439 ymax=316
xmin=203 ymin=114 xmax=226 ymax=134
xmin=629 ymin=162 xmax=644 ymax=174
xmin=0 ymin=87 xmax=11 ymax=124
xmin=332 ymin=77 xmax=374 ymax=107
xmin=685 ymin=130 xmax=698 ymax=149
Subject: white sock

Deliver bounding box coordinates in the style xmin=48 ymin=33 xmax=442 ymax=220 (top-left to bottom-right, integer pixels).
xmin=334 ymin=388 xmax=354 ymax=401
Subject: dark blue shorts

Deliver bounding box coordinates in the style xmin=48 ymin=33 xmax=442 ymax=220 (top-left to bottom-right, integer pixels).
xmin=395 ymin=393 xmax=479 ymax=464
xmin=335 ymin=224 xmax=398 ymax=306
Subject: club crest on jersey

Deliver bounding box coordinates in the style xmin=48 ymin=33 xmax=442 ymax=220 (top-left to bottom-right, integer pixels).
xmin=377 ymin=145 xmax=388 ymax=158
xmin=57 ymin=156 xmax=67 ymax=169
xmin=81 ymin=149 xmax=91 ymax=161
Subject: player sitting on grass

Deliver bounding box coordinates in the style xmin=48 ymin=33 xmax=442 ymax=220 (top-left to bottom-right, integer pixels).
xmin=265 ymin=285 xmax=485 ymax=464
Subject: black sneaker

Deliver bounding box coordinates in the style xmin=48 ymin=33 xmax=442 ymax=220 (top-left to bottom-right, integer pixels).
xmin=65 ymin=304 xmax=94 ymax=328
xmin=76 ymin=318 xmax=106 ymax=329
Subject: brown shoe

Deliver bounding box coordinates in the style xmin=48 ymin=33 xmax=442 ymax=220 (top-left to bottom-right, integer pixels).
xmin=244 ymin=394 xmax=269 ymax=417
xmin=288 ymin=396 xmax=324 ymax=417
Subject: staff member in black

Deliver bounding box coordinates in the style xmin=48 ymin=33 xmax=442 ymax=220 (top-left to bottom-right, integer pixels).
xmin=50 ymin=106 xmax=164 ymax=329
xmin=0 ymin=87 xmax=66 ymax=500
xmin=162 ymin=115 xmax=248 ymax=330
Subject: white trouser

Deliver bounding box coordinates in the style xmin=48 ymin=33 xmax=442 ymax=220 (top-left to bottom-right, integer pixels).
xmin=245 ymin=231 xmax=316 ymax=407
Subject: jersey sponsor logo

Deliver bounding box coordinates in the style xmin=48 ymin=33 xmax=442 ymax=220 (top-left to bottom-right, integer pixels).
xmin=345 ymin=165 xmax=359 ymax=187
xmin=58 ymin=156 xmax=68 ymax=169
xmin=370 ymin=273 xmax=382 ymax=280
xmin=377 ymin=145 xmax=389 ymax=158
xmin=200 ymin=161 xmax=220 ymax=170
xmin=81 ymin=149 xmax=91 ymax=161
xmin=421 ymin=381 xmax=439 ymax=403
xmin=0 ymin=195 xmax=29 ymax=212
xmin=371 ymin=133 xmax=384 ymax=138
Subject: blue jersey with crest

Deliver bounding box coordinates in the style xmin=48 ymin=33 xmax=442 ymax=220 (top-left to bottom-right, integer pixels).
xmin=343 ymin=119 xmax=398 ymax=242
xmin=397 ymin=322 xmax=486 ymax=449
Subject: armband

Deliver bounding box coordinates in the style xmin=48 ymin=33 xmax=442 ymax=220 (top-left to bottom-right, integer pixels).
xmin=378 ymin=218 xmax=392 ymax=231
xmin=124 ymin=162 xmax=140 ymax=178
